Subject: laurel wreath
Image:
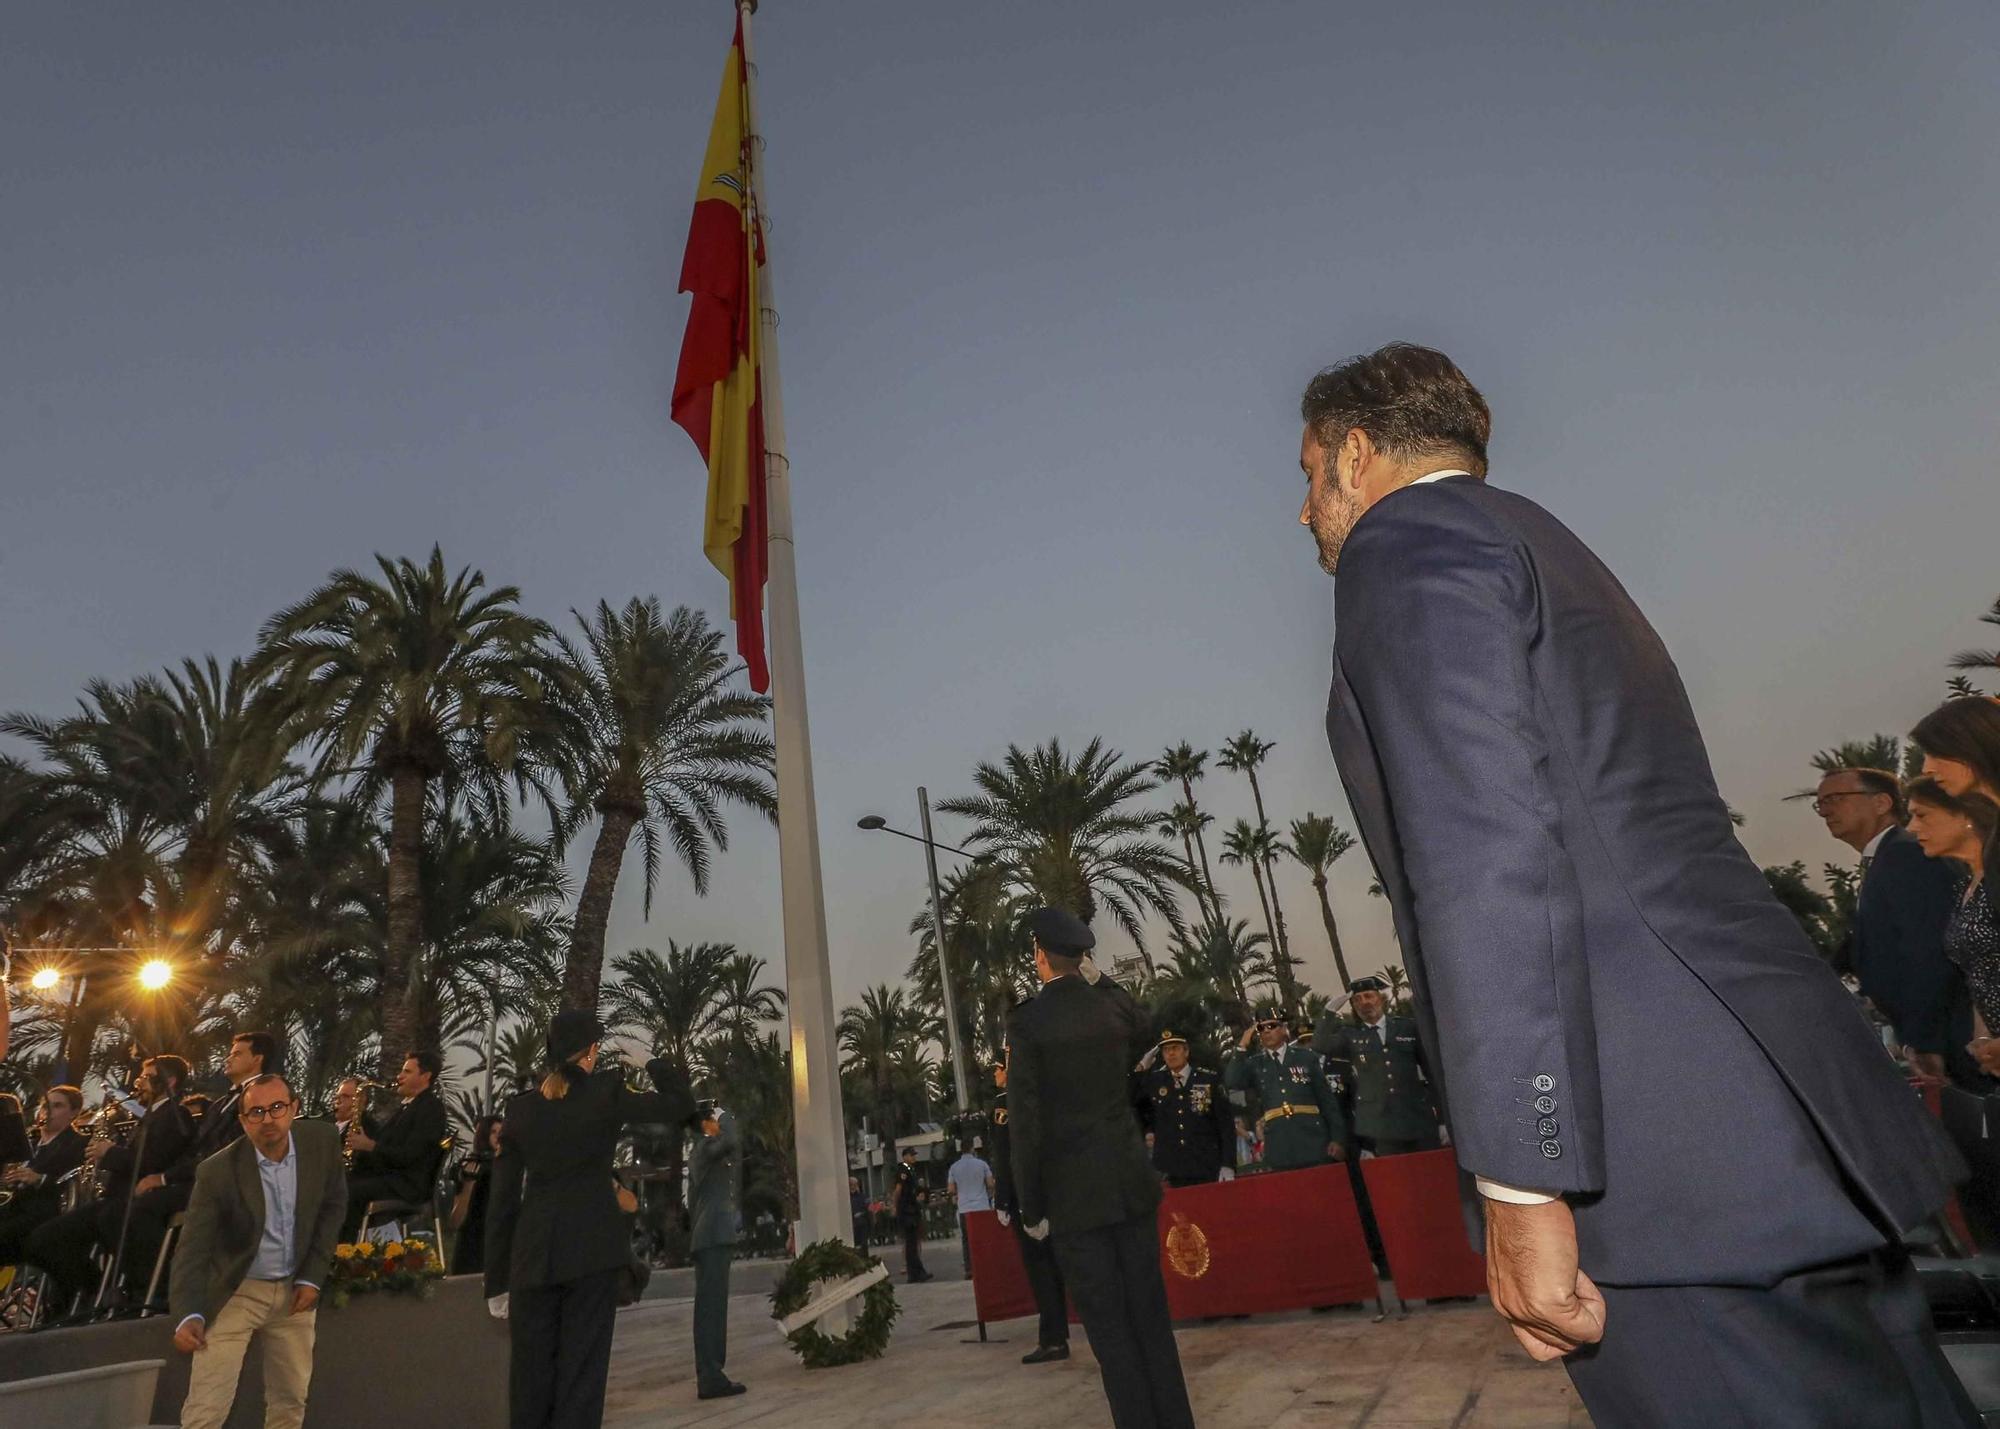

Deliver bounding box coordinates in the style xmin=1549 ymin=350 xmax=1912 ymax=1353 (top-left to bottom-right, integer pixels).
xmin=768 ymin=1238 xmax=900 ymax=1368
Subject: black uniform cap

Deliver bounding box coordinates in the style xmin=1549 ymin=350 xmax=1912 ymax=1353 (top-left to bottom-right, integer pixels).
xmin=1156 ymin=1029 xmax=1188 ymax=1048
xmin=1254 ymin=1005 xmax=1291 ymax=1027
xmin=1026 ymin=906 xmax=1095 ymax=958
xmin=1348 ymin=976 xmax=1390 ymax=994
xmin=547 ymin=1009 xmax=604 ymax=1064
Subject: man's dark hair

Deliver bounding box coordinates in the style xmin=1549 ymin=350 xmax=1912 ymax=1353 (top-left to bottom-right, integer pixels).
xmin=241 ymin=1071 xmax=296 ymax=1102
xmin=233 ymin=1030 xmax=279 ymax=1076
xmin=404 ymin=1049 xmax=442 ymax=1084
xmin=148 ymin=1054 xmax=191 ymax=1093
xmin=1038 ymin=946 xmax=1083 ymax=976
xmin=45 ymin=1084 xmax=82 ymax=1116
xmin=1300 ymin=342 xmax=1491 ymax=476
xmin=1823 ymin=766 xmax=1906 ymax=823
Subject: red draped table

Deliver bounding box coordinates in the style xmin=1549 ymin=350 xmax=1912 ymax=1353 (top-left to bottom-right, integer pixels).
xmin=1360 ymin=1148 xmax=1488 ymax=1301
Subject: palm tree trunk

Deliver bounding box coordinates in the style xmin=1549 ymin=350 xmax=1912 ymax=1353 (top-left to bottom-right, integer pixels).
xmin=1312 ymin=872 xmax=1354 ymax=991
xmin=1246 ymin=857 xmax=1287 ymax=1008
xmin=1175 ymin=830 xmax=1211 ymax=924
xmin=563 ymin=800 xmax=641 ymax=1012
xmin=380 ymin=765 xmax=427 ymax=1079
xmin=1244 ymin=771 xmax=1294 ymax=979
xmin=1179 ymin=776 xmax=1222 ymax=918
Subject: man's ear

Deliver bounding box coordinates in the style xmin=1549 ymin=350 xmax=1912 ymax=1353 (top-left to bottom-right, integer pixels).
xmin=1340 ymin=428 xmax=1373 ymax=492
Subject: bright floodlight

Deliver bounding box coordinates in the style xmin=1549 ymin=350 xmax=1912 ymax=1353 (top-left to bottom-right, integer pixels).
xmin=856 ymin=815 xmax=888 ymax=830
xmin=29 ymin=967 xmax=60 ymax=991
xmin=138 ymin=959 xmax=173 ymax=991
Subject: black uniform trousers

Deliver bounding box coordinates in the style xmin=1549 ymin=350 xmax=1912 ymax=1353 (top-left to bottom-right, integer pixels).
xmin=1010 ymin=1214 xmax=1069 ymax=1348
xmin=0 ymin=1199 xmax=63 ymax=1267
xmin=1052 ymin=1215 xmax=1193 ymax=1429
xmin=899 ymin=1218 xmax=929 ymax=1281
xmin=1344 ymin=1133 xmax=1441 ymax=1273
xmin=508 ymin=1266 xmax=622 ymax=1429
xmin=341 ymin=1173 xmax=410 ymax=1241
xmin=1565 ymin=1248 xmax=1979 ymax=1429
xmin=691 ymin=1246 xmax=733 ymax=1394
xmin=21 ymin=1189 xmax=179 ymax=1307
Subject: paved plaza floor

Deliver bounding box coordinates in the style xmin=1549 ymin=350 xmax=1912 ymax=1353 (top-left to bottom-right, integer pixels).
xmin=605 ymin=1271 xmax=1592 ymax=1428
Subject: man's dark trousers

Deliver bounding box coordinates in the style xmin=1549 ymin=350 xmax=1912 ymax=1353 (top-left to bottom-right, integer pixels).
xmin=1011 ymin=1215 xmax=1068 ymax=1349
xmin=692 ymin=1246 xmax=733 ymax=1395
xmin=507 ymin=1267 xmax=620 ymax=1429
xmin=1567 ymin=1249 xmax=1977 ymax=1428
xmin=900 ymin=1219 xmax=928 ymax=1281
xmin=1052 ymin=1216 xmax=1193 ymax=1429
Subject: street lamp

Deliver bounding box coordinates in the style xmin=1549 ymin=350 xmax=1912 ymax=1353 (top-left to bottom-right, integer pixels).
xmin=28 ymin=966 xmax=60 ymax=992
xmin=857 ymin=790 xmax=980 ymax=1117
xmin=137 ymin=959 xmax=174 ymax=992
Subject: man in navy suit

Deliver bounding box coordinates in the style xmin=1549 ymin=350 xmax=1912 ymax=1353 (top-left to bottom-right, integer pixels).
xmin=1301 ymin=342 xmax=1975 ymax=1426
xmin=1817 ymin=766 xmax=1968 ymax=1079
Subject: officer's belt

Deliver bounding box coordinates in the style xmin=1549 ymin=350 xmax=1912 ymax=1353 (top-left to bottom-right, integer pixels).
xmin=1259 ymin=1103 xmax=1324 ymax=1126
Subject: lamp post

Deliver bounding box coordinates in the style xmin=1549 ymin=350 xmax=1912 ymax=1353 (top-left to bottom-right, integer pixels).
xmin=856 ymin=790 xmax=980 ymax=1117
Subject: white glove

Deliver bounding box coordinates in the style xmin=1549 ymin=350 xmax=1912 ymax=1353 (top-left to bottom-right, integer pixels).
xmin=1023 ymin=1219 xmax=1050 ymax=1241
xmin=1079 ymin=954 xmax=1102 ymax=985
xmin=1438 ymin=1125 xmax=1452 ymax=1147
xmin=486 ymin=1294 xmax=510 ymax=1320
xmin=995 ymin=1209 xmax=1011 ymax=1227
xmin=1135 ymin=1044 xmax=1161 ymax=1073
xmin=1358 ymin=1147 xmax=1377 ymax=1160
xmin=1217 ymin=1167 xmax=1235 ymax=1182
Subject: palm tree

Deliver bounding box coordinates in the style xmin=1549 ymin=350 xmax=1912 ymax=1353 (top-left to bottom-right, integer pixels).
xmin=252 ymin=547 xmax=576 ymax=1074
xmin=1218 ymin=731 xmax=1293 ymax=977
xmin=937 ymin=737 xmax=1191 ymax=973
xmin=1948 ymin=596 xmax=2000 ymax=689
xmin=904 ymin=860 xmax=1031 ymax=1070
xmin=1149 ymin=916 xmax=1272 ymax=1048
xmin=551 ymin=599 xmax=775 ymax=1011
xmin=1220 ymin=819 xmax=1299 ymax=1012
xmin=1156 ymin=804 xmax=1219 ymax=925
xmin=1287 ymin=813 xmax=1357 ymax=992
xmin=837 ymin=984 xmax=935 ymax=1162
xmin=1154 ymin=744 xmax=1221 ymax=919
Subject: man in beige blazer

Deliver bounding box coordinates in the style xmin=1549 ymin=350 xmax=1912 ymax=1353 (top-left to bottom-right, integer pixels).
xmin=170 ymin=1072 xmax=347 ymax=1429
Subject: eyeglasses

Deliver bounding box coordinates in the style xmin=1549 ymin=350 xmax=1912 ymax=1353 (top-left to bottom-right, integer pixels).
xmin=1812 ymin=793 xmax=1883 ymax=813
xmin=241 ymin=1101 xmax=294 ymax=1123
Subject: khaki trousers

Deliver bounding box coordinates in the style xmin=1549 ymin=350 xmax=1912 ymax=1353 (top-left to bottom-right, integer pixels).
xmin=181 ymin=1278 xmax=317 ymax=1429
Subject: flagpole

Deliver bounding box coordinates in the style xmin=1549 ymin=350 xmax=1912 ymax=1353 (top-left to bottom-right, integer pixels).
xmin=736 ymin=0 xmax=853 ymax=1258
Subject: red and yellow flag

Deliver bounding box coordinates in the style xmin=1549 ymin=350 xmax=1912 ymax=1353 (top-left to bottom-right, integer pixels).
xmin=671 ymin=16 xmax=769 ymax=692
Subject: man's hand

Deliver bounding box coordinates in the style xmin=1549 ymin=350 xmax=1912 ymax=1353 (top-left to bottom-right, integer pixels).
xmin=345 ymin=1127 xmax=376 ymax=1154
xmin=174 ymin=1318 xmax=208 ymax=1353
xmin=291 ymin=1284 xmax=319 ymax=1315
xmin=1 ymin=1165 xmax=37 ymax=1187
xmin=1325 ymin=1141 xmax=1347 ymax=1162
xmin=1910 ymin=1051 xmax=1947 ymax=1081
xmin=85 ymin=1138 xmax=112 ymax=1165
xmin=1972 ymin=1038 xmax=2000 ymax=1077
xmin=134 ymin=1173 xmax=165 ymax=1196
xmin=1238 ymin=1025 xmax=1257 ymax=1051
xmin=1483 ymin=1198 xmax=1606 ymax=1362
xmin=995 ymin=1209 xmax=1011 ymax=1227
xmin=1023 ymin=1219 xmax=1050 ymax=1241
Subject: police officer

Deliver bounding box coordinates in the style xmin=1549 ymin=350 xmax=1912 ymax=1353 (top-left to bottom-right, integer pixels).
xmin=1132 ymin=1031 xmax=1236 ymax=1188
xmin=1315 ymin=976 xmax=1441 ymax=1156
xmin=889 ymin=1144 xmax=932 ymax=1283
xmin=1223 ymin=1006 xmax=1348 ymax=1170
xmin=1008 ymin=907 xmax=1193 ymax=1429
xmin=987 ymin=1052 xmax=1070 ymax=1363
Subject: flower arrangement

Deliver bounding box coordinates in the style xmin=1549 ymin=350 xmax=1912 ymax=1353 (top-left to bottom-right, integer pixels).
xmin=326 ymin=1233 xmax=446 ymax=1309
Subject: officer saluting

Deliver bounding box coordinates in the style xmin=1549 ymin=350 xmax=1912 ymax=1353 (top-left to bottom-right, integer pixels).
xmin=1315 ymin=976 xmax=1441 ymax=1156
xmin=986 ymin=1052 xmax=1070 ymax=1364
xmin=1133 ymin=1031 xmax=1236 ymax=1188
xmin=1008 ymin=908 xmax=1194 ymax=1429
xmin=1224 ymin=1006 xmax=1348 ymax=1170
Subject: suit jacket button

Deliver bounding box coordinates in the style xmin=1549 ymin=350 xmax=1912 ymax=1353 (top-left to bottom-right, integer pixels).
xmin=1533 ymin=1074 xmax=1555 ymax=1092
xmin=1534 ymin=1095 xmax=1555 ymax=1115
xmin=1540 ymin=1140 xmax=1561 ymax=1159
xmin=1537 ymin=1117 xmax=1558 ymax=1137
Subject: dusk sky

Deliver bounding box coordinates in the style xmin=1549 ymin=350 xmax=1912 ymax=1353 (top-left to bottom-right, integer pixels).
xmin=6 ymin=2 xmax=1996 ymax=1021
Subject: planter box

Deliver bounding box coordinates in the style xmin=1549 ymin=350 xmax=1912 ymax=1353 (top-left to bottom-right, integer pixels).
xmin=0 ymin=1275 xmax=507 ymax=1428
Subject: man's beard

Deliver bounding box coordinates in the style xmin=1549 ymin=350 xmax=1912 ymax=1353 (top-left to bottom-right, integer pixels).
xmin=1310 ymin=485 xmax=1365 ymax=575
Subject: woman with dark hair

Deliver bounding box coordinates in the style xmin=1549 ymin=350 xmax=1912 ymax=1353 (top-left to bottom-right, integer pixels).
xmin=484 ymin=1011 xmax=692 ymax=1429
xmin=448 ymin=1114 xmax=504 ymax=1275
xmin=1905 ymin=777 xmax=2000 ymax=1073
xmin=1913 ymin=695 xmax=2000 ymax=845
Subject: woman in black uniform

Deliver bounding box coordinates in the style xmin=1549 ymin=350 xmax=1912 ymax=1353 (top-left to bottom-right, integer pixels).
xmin=485 ymin=1010 xmax=692 ymax=1429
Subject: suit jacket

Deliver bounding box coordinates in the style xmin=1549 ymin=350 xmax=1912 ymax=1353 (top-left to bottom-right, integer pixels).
xmin=1326 ymin=476 xmax=1958 ymax=1286
xmin=13 ymin=1127 xmax=87 ymax=1216
xmin=1855 ymin=827 xmax=1967 ymax=1055
xmin=1006 ymin=974 xmax=1158 ymax=1235
xmin=168 ymin=1120 xmax=346 ymax=1326
xmin=352 ymin=1087 xmax=449 ymax=1205
xmin=99 ymin=1098 xmax=197 ymax=1200
xmin=484 ymin=1059 xmax=688 ymax=1296
xmin=687 ymin=1110 xmax=742 ymax=1253
xmin=166 ymin=1083 xmax=248 ymax=1190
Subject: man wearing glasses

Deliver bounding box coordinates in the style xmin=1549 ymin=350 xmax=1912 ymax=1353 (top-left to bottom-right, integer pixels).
xmin=1815 ymin=767 xmax=1967 ymax=1080
xmin=170 ymin=1073 xmax=346 ymax=1429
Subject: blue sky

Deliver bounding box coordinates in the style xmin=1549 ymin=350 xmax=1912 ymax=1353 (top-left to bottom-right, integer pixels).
xmin=4 ymin=1 xmax=1996 ymax=1014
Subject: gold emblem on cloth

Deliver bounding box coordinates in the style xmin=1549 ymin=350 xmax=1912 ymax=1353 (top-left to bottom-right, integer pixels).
xmin=1164 ymin=1213 xmax=1210 ymax=1280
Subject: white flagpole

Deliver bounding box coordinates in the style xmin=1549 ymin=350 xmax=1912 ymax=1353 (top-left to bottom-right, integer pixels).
xmin=736 ymin=0 xmax=853 ymax=1257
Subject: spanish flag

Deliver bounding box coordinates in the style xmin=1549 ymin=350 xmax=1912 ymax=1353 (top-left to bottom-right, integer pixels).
xmin=671 ymin=16 xmax=770 ymax=692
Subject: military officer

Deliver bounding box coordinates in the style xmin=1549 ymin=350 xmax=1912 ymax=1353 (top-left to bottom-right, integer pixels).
xmin=1223 ymin=1006 xmax=1348 ymax=1170
xmin=1315 ymin=976 xmax=1441 ymax=1155
xmin=987 ymin=1053 xmax=1070 ymax=1363
xmin=1132 ymin=1031 xmax=1236 ymax=1188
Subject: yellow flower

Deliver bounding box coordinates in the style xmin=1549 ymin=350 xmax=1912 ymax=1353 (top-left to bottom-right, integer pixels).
xmin=355 ymin=1241 xmax=377 ymax=1257
xmin=334 ymin=1244 xmax=356 ymax=1261
xmin=384 ymin=1241 xmax=405 ymax=1259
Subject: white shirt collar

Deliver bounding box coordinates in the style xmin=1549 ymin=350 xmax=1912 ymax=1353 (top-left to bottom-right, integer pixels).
xmin=1411 ymin=468 xmax=1473 ymax=486
xmin=1862 ymin=826 xmax=1893 ymax=861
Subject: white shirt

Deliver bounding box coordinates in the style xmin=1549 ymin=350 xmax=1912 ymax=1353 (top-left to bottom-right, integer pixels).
xmin=1412 ymin=468 xmax=1473 ymax=485
xmin=946 ymin=1154 xmax=993 ymax=1213
xmin=1862 ymin=826 xmax=1892 ymax=862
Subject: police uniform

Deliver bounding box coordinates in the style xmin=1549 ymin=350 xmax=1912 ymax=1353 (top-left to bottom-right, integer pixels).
xmin=987 ymin=1062 xmax=1070 ymax=1359
xmin=1223 ymin=1008 xmax=1349 ymax=1170
xmin=1317 ymin=1007 xmax=1441 ymax=1156
xmin=890 ymin=1154 xmax=932 ymax=1282
xmin=1133 ymin=1032 xmax=1234 ymax=1187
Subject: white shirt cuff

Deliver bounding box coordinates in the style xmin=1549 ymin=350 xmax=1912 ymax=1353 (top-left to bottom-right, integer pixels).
xmin=176 ymin=1314 xmax=205 ymax=1332
xmin=1475 ymin=1176 xmax=1559 ymax=1205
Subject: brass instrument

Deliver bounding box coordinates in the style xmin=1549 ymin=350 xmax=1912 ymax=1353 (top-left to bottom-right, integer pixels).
xmin=343 ymin=1078 xmax=386 ymax=1170
xmin=75 ymin=1099 xmax=137 ymax=1205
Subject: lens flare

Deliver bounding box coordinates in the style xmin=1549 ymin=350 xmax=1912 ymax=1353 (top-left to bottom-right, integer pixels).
xmin=138 ymin=959 xmax=173 ymax=991
xmin=29 ymin=967 xmax=61 ymax=991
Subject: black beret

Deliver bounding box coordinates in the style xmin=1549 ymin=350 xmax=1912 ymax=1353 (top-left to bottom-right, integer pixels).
xmin=1026 ymin=906 xmax=1095 ymax=957
xmin=1348 ymin=976 xmax=1389 ymax=994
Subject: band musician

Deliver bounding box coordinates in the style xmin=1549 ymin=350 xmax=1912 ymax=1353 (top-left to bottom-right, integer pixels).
xmin=341 ymin=1051 xmax=448 ymax=1241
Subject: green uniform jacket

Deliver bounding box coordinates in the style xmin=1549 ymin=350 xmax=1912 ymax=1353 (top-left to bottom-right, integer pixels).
xmin=1316 ymin=1014 xmax=1440 ymax=1144
xmin=688 ymin=1110 xmax=742 ymax=1253
xmin=1223 ymin=1042 xmax=1348 ymax=1170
